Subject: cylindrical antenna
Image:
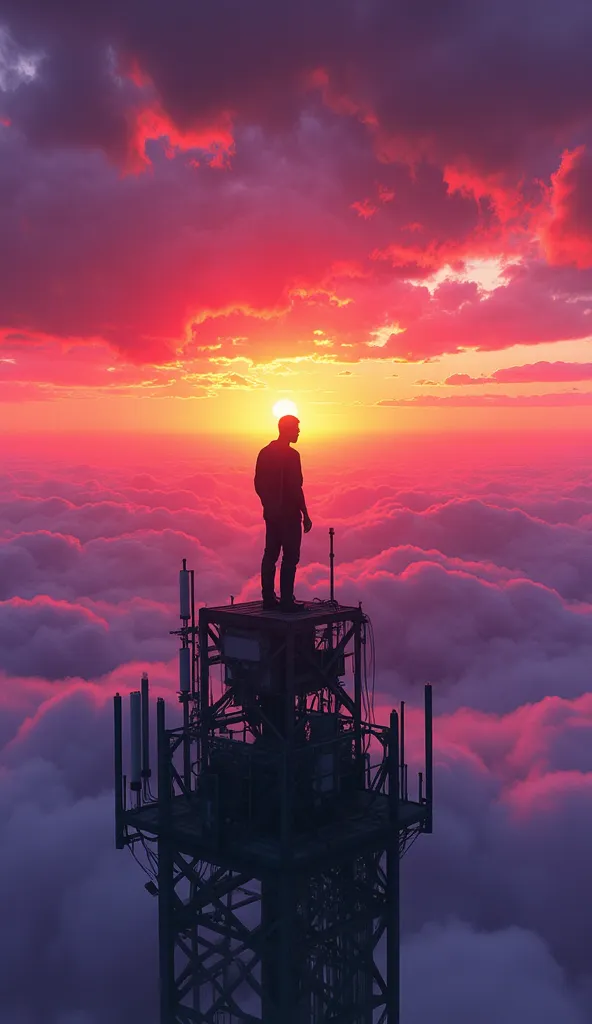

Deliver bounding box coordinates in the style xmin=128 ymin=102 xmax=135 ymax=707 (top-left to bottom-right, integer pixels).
xmin=141 ymin=672 xmax=151 ymax=780
xmin=179 ymin=646 xmax=191 ymax=693
xmin=424 ymin=683 xmax=433 ymax=834
xmin=130 ymin=690 xmax=142 ymax=792
xmin=180 ymin=559 xmax=191 ymax=620
xmin=190 ymin=568 xmax=196 ymax=696
xmin=388 ymin=708 xmax=399 ymax=819
xmin=113 ymin=693 xmax=124 ymax=848
xmin=329 ymin=527 xmax=335 ymax=603
xmin=399 ymin=700 xmax=405 ymax=801
xmin=182 ymin=695 xmax=191 ymax=792
xmin=156 ymin=697 xmax=170 ymax=816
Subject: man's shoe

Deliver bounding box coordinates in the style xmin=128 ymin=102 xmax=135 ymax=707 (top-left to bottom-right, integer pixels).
xmin=262 ymin=595 xmax=280 ymax=611
xmin=279 ymin=598 xmax=305 ymax=613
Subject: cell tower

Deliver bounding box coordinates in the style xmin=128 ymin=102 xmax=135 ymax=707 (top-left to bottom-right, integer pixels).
xmin=114 ymin=541 xmax=433 ymax=1023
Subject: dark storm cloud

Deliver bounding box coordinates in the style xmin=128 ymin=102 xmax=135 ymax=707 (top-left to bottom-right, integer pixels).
xmin=2 ymin=0 xmax=592 ymax=174
xmin=1 ymin=1 xmax=592 ymax=363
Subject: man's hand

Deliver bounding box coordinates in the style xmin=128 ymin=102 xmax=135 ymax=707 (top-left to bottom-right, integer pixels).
xmin=303 ymin=514 xmax=313 ymax=534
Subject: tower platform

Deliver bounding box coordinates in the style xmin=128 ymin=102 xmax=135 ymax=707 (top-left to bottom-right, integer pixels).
xmin=203 ymin=598 xmax=363 ymax=629
xmin=120 ymin=788 xmax=427 ymax=876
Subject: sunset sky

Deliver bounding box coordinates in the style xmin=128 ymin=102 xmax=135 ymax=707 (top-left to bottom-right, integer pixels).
xmin=3 ymin=3 xmax=592 ymax=434
xmin=2 ymin=4 xmax=592 ymax=1023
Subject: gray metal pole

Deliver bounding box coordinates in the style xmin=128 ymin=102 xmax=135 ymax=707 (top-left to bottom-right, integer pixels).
xmin=157 ymin=697 xmax=175 ymax=1024
xmin=113 ymin=693 xmax=124 ymax=849
xmin=182 ymin=696 xmax=191 ymax=793
xmin=199 ymin=610 xmax=210 ymax=771
xmin=386 ymin=708 xmax=400 ymax=1024
xmin=141 ymin=673 xmax=151 ymax=782
xmin=399 ymin=700 xmax=405 ymax=801
xmin=354 ymin=619 xmax=363 ymax=782
xmin=278 ymin=632 xmax=296 ymax=1024
xmin=190 ymin=569 xmax=196 ymax=696
xmin=424 ymin=684 xmax=433 ymax=833
xmin=157 ymin=836 xmax=174 ymax=1024
xmin=157 ymin=697 xmax=170 ymax=814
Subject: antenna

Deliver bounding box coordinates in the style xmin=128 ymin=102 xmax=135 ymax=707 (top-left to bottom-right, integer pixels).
xmin=179 ymin=646 xmax=191 ymax=693
xmin=399 ymin=700 xmax=405 ymax=800
xmin=175 ymin=559 xmax=195 ymax=787
xmin=424 ymin=683 xmax=433 ymax=833
xmin=179 ymin=559 xmax=190 ymax=621
xmin=141 ymin=673 xmax=151 ymax=781
xmin=113 ymin=692 xmax=124 ymax=848
xmin=129 ymin=691 xmax=142 ymax=795
xmin=329 ymin=527 xmax=335 ymax=602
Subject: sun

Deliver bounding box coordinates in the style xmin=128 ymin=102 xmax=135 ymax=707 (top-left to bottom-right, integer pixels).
xmin=272 ymin=399 xmax=299 ymax=420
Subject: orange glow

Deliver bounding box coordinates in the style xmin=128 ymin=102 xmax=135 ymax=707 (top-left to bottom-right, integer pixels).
xmin=272 ymin=399 xmax=299 ymax=420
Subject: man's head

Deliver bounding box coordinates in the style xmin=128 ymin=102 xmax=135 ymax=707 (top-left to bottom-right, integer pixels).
xmin=278 ymin=414 xmax=300 ymax=443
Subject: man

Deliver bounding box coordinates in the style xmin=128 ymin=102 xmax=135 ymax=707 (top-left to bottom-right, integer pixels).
xmin=254 ymin=414 xmax=313 ymax=611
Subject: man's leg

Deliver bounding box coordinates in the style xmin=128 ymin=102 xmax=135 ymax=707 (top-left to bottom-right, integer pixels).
xmin=261 ymin=518 xmax=282 ymax=603
xmin=279 ymin=517 xmax=302 ymax=605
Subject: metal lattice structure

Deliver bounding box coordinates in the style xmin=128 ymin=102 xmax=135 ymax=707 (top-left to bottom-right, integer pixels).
xmin=114 ymin=560 xmax=433 ymax=1023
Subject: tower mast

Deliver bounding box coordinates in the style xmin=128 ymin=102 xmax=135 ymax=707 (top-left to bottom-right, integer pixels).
xmin=114 ymin=561 xmax=434 ymax=1022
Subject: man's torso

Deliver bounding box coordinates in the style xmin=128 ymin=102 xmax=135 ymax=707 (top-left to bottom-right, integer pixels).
xmin=255 ymin=440 xmax=302 ymax=520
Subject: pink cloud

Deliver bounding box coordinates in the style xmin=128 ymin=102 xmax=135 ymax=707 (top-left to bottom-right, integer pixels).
xmin=351 ymin=198 xmax=378 ymax=219
xmin=446 ymin=362 xmax=592 ymax=385
xmin=379 ymin=392 xmax=592 ymax=406
xmin=0 ymin=434 xmax=591 ymax=1018
xmin=536 ymin=146 xmax=592 ymax=270
xmin=127 ymin=103 xmax=235 ymax=173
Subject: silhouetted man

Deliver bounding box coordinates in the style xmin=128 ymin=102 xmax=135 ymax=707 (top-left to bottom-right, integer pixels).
xmin=254 ymin=415 xmax=313 ymax=611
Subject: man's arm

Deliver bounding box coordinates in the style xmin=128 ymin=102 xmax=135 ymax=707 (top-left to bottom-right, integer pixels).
xmin=298 ymin=485 xmax=308 ymax=516
xmin=296 ymin=452 xmax=312 ymax=532
xmin=254 ymin=451 xmax=263 ymax=500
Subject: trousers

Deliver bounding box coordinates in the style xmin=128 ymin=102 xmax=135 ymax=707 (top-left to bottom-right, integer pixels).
xmin=261 ymin=515 xmax=302 ymax=601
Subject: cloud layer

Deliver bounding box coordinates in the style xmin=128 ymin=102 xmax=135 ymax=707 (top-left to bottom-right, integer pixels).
xmin=0 ymin=434 xmax=591 ymax=1019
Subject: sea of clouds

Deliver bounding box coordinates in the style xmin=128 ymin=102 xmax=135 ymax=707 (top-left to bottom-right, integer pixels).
xmin=0 ymin=431 xmax=591 ymax=1023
